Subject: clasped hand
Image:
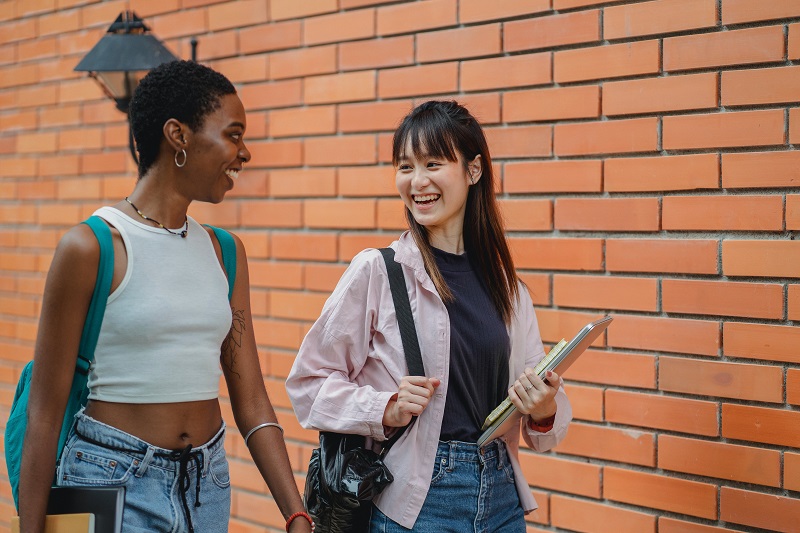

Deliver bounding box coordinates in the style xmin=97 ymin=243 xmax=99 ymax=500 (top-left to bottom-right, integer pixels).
xmin=382 ymin=376 xmax=441 ymax=428
xmin=508 ymin=368 xmax=560 ymax=422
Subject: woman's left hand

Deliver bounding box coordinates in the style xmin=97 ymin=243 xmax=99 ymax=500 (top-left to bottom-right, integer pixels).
xmin=508 ymin=368 xmax=561 ymax=421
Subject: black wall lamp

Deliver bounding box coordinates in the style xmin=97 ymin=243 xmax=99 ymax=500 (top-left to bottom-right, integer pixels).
xmin=74 ymin=10 xmax=179 ymax=163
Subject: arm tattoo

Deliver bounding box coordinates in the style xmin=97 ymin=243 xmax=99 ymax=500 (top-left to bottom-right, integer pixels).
xmin=222 ymin=307 xmax=245 ymax=379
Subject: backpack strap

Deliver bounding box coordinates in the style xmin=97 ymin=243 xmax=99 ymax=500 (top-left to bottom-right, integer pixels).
xmin=204 ymin=225 xmax=237 ymax=301
xmin=76 ymin=216 xmax=114 ymax=375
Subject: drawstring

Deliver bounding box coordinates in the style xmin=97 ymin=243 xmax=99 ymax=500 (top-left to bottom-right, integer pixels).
xmin=170 ymin=445 xmax=204 ymax=533
xmin=72 ymin=426 xmax=220 ymax=533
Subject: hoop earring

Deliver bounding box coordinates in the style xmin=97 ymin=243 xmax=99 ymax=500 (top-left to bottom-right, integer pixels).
xmin=175 ymin=148 xmax=187 ymax=168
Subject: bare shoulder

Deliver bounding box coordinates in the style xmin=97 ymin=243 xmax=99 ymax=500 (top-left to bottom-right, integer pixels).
xmin=52 ymin=223 xmax=101 ymax=270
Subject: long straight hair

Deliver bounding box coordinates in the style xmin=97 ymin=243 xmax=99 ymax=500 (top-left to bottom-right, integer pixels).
xmin=392 ymin=100 xmax=520 ymax=324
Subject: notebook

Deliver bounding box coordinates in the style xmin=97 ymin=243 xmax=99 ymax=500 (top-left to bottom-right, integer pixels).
xmin=477 ymin=315 xmax=613 ymax=447
xmin=12 ymin=486 xmax=125 ymax=533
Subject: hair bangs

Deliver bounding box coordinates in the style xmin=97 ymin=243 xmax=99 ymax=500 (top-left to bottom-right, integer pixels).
xmin=392 ymin=107 xmax=459 ymax=165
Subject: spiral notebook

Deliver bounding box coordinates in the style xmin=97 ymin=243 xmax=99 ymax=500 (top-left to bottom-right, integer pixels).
xmin=477 ymin=315 xmax=613 ymax=447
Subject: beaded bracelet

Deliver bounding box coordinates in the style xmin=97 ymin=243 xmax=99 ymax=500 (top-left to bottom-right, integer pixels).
xmin=285 ymin=511 xmax=315 ymax=532
xmin=243 ymin=422 xmax=284 ymax=447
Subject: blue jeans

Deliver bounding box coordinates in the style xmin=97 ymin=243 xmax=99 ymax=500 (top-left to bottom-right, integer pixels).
xmin=370 ymin=439 xmax=526 ymax=533
xmin=56 ymin=411 xmax=230 ymax=533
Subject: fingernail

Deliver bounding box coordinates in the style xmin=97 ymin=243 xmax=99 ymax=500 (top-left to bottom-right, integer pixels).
xmin=546 ymin=371 xmax=553 ymax=378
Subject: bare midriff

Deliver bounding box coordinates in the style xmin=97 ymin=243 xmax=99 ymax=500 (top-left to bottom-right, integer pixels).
xmin=84 ymin=399 xmax=223 ymax=450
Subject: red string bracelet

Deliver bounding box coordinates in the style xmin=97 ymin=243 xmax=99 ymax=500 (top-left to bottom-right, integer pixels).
xmin=286 ymin=511 xmax=315 ymax=532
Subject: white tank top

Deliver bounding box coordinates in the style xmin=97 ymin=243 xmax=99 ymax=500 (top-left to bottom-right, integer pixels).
xmin=87 ymin=206 xmax=232 ymax=403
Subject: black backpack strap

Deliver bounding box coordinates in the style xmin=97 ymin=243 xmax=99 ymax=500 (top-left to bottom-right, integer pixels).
xmin=379 ymin=248 xmax=424 ymax=377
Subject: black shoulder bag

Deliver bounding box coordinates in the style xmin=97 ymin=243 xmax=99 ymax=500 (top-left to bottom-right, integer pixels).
xmin=304 ymin=248 xmax=425 ymax=533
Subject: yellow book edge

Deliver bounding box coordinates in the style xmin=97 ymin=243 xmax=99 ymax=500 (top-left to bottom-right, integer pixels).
xmin=12 ymin=513 xmax=95 ymax=533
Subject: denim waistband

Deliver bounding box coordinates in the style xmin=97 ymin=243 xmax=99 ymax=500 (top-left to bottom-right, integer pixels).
xmin=437 ymin=439 xmax=509 ymax=465
xmin=73 ymin=410 xmax=226 ymax=533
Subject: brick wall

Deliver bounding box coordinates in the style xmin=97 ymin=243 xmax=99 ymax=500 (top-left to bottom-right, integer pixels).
xmin=1 ymin=0 xmax=799 ymax=532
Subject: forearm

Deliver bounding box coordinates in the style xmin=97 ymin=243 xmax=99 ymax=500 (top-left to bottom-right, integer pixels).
xmin=18 ymin=422 xmax=61 ymax=533
xmin=246 ymin=427 xmax=306 ymax=519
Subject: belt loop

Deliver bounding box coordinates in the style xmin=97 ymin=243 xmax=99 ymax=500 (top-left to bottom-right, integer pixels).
xmin=135 ymin=446 xmax=155 ymax=478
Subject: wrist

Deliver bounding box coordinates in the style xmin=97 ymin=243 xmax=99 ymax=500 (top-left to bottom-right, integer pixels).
xmin=528 ymin=413 xmax=556 ymax=433
xmin=286 ymin=511 xmax=315 ymax=532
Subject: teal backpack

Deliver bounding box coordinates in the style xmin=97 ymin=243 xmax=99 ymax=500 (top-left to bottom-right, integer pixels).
xmin=4 ymin=216 xmax=237 ymax=509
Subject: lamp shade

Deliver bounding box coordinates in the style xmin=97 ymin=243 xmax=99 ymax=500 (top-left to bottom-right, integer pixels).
xmin=74 ymin=12 xmax=178 ymax=112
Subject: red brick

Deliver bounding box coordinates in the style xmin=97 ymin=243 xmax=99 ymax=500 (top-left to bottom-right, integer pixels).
xmin=268 ymin=106 xmax=336 ymax=138
xmin=338 ymin=165 xmax=397 ymax=197
xmin=787 ymin=451 xmax=800 ymax=491
xmin=607 ymin=389 xmax=718 ymax=436
xmin=564 ymin=383 xmax=603 ymax=422
xmin=303 ymin=8 xmax=375 ymax=46
xmin=606 ymin=153 xmax=719 ymax=192
xmin=508 ymin=237 xmax=603 ymax=271
xmin=555 ymin=422 xmax=654 ymax=467
xmin=269 ymin=45 xmax=336 ymax=80
xmin=504 ymin=85 xmax=599 ymax=123
xmin=790 ymin=194 xmax=800 ymax=230
xmin=443 ymin=92 xmax=501 ymax=125
xmin=504 ymin=160 xmax=602 ymax=194
xmin=460 ymin=53 xmax=551 ymax=93
xmin=518 ymin=272 xmax=550 ymax=307
xmin=498 ymin=199 xmax=551 ymax=231
xmin=517 ymin=452 xmax=601 ymax=498
xmin=270 ymin=0 xmax=337 ymax=21
xmin=723 ymin=0 xmax=800 ymax=24
xmin=376 ymin=0 xmax=457 ymax=36
xmin=660 ymin=356 xmax=783 ymax=403
xmin=662 ymin=195 xmax=782 ymax=231
xmin=604 ymin=73 xmax=718 ymax=116
xmin=241 ymin=200 xmax=303 ymax=228
xmin=724 ymin=65 xmax=800 ymax=106
xmin=723 ymin=322 xmax=800 ymax=364
xmin=606 ymin=0 xmax=717 ymax=39
xmin=418 ymin=24 xmax=500 ymax=63
xmin=270 ymin=290 xmax=329 ymax=321
xmin=338 ymin=100 xmax=412 ymax=134
xmin=554 ymin=274 xmax=657 ymax=312
xmin=18 ymin=35 xmax=58 ymax=62
xmin=721 ymin=487 xmax=800 ymax=532
xmin=608 ymin=315 xmax=720 ymax=356
xmin=0 ymin=18 xmax=36 ymax=44
xmin=459 ymin=0 xmax=548 ymax=23
xmin=239 ymin=80 xmax=303 ymax=111
xmin=305 ymin=71 xmax=376 ymax=105
xmin=556 ymin=198 xmax=659 ymax=232
xmin=240 ymin=21 xmax=302 ymax=54
xmin=555 ymin=40 xmax=659 ymax=83
xmin=664 ymin=26 xmax=785 ymax=71
xmin=505 ymin=10 xmax=600 ymax=52
xmin=150 ymin=9 xmax=206 ymax=40
xmin=339 ymin=232 xmax=401 ymax=260
xmin=38 ymin=9 xmax=80 ymax=36
xmin=663 ymin=279 xmax=783 ymax=320
xmin=723 ymin=151 xmax=800 ymax=188
xmin=248 ymin=140 xmax=302 ymax=168
xmin=791 ymin=23 xmax=800 ymax=60
xmin=666 ymin=110 xmax=785 ymax=150
xmin=194 ymin=29 xmax=238 ymax=61
xmin=339 ymin=36 xmax=414 ymax=72
xmin=208 ymin=0 xmax=267 ymax=31
xmin=555 ymin=118 xmax=658 ymax=156
xmin=534 ymin=309 xmax=608 ymax=346
xmin=304 ymin=135 xmax=376 ymax=166
xmin=249 ymin=261 xmax=303 ymax=290
xmin=14 ymin=84 xmax=59 ymax=109
xmin=0 ymin=109 xmax=38 ymax=131
xmin=304 ymin=263 xmax=347 ymax=292
xmin=551 ymin=494 xmax=656 ymax=533
xmin=605 ymin=466 xmax=717 ymax=519
xmin=724 ymin=404 xmax=800 ymax=448
xmin=484 ymin=124 xmax=551 ymax=158
xmin=268 ymin=168 xmax=336 ymax=198
xmin=376 ymin=199 xmax=406 ymax=231
xmin=723 ymin=240 xmax=800 ymax=278
xmin=790 ymin=284 xmax=800 ymax=321
xmin=271 ymin=232 xmax=337 ymax=261
xmin=564 ymin=348 xmax=656 ymax=389
xmin=659 ymin=518 xmax=732 ymax=533
xmin=660 ymin=434 xmax=780 ymax=487
xmin=607 ymin=239 xmax=718 ymax=275
xmin=378 ymin=62 xmax=457 ymax=99
xmin=304 ymin=199 xmax=376 ymax=229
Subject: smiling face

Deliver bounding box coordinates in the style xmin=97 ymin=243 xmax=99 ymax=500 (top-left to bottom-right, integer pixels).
xmin=395 ymin=136 xmax=481 ymax=252
xmin=185 ymin=93 xmax=251 ymax=203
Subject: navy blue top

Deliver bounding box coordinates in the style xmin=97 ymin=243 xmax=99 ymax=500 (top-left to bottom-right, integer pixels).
xmin=433 ymin=247 xmax=510 ymax=442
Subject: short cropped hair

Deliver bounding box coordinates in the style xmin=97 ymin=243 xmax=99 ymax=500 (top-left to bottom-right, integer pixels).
xmin=129 ymin=60 xmax=236 ymax=177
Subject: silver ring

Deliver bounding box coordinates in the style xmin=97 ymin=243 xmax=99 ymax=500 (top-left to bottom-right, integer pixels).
xmin=524 ymin=385 xmax=533 ymax=391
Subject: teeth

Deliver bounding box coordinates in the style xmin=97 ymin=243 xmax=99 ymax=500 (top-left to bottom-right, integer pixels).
xmin=414 ymin=194 xmax=440 ymax=203
xmin=225 ymin=169 xmax=239 ymax=179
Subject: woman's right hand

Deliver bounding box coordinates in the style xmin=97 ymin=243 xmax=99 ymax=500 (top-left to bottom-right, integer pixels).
xmin=382 ymin=376 xmax=440 ymax=427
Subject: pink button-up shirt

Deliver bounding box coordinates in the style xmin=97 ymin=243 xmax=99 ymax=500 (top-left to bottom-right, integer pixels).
xmin=286 ymin=232 xmax=572 ymax=529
